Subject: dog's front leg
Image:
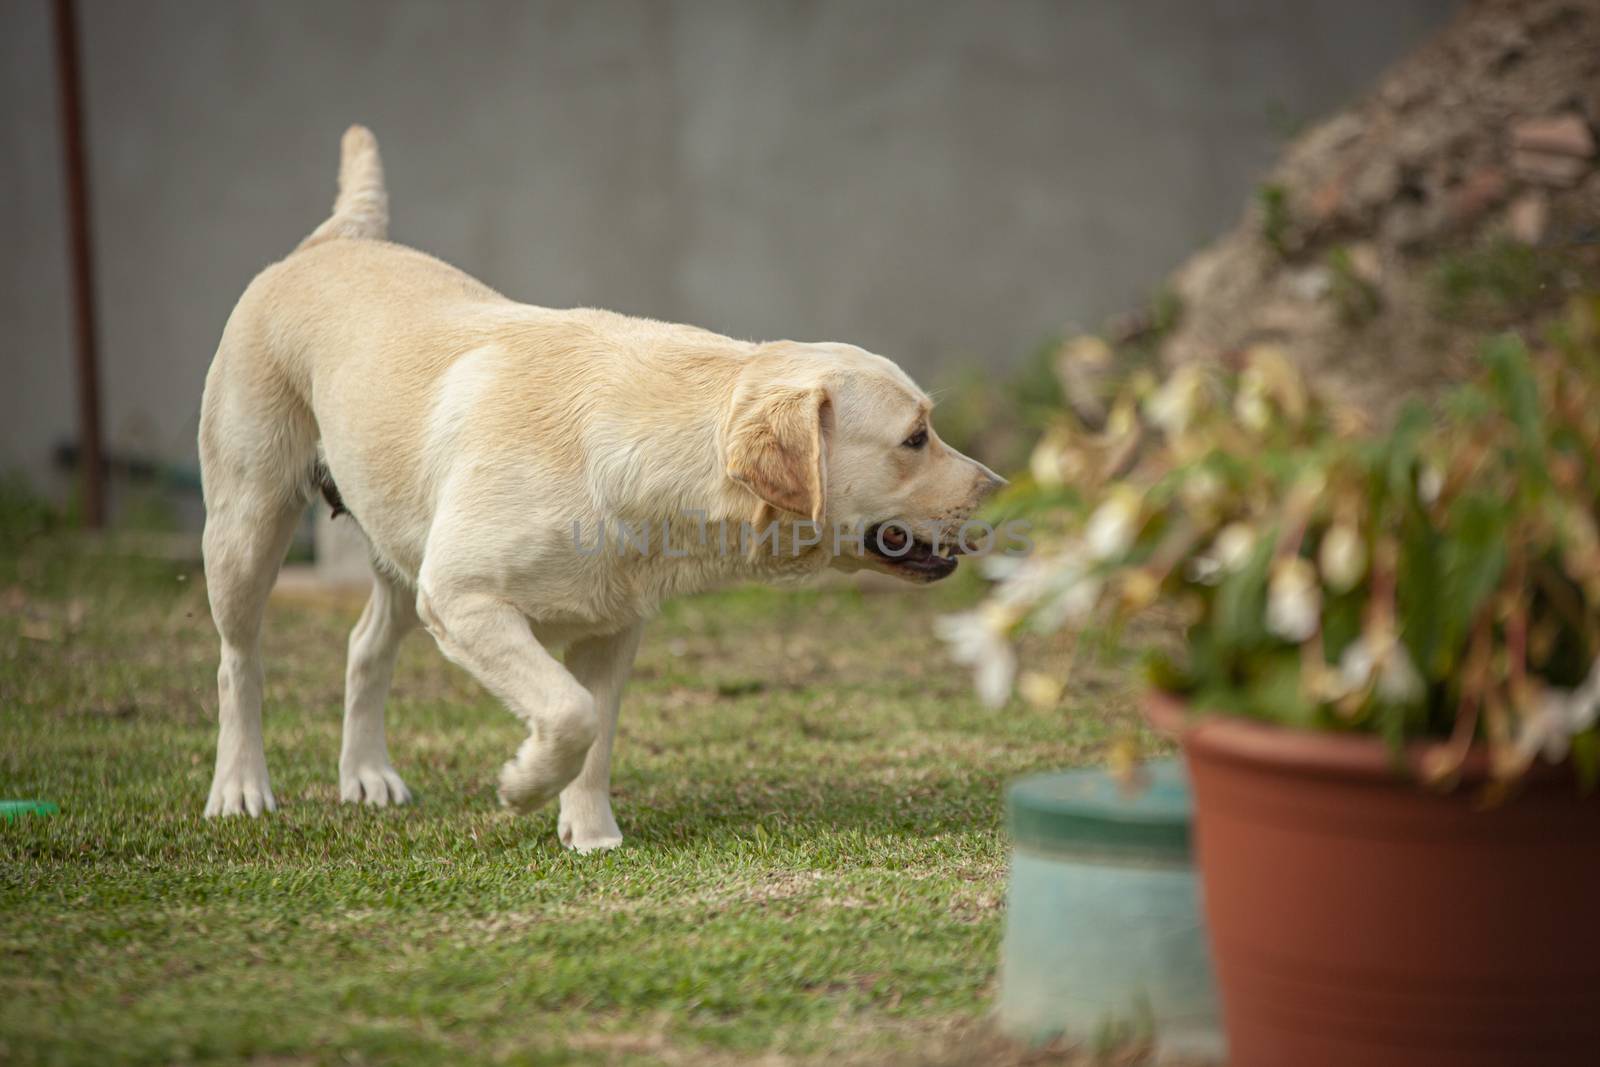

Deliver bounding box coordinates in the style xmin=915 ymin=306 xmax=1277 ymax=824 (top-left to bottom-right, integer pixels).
xmin=415 ymin=584 xmax=598 ymax=814
xmin=558 ymin=623 xmax=644 ymax=852
xmin=339 ymin=568 xmax=417 ymax=806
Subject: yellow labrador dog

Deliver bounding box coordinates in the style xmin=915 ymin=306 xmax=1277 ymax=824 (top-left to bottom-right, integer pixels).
xmin=199 ymin=126 xmax=1002 ymax=850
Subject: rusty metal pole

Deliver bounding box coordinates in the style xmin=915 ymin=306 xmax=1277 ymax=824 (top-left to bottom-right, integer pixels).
xmin=52 ymin=0 xmax=106 ymax=528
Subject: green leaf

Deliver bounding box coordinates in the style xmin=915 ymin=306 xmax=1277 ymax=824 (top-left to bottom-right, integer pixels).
xmin=1212 ymin=524 xmax=1277 ymax=653
xmin=1440 ymin=491 xmax=1508 ymax=644
xmin=1397 ymin=505 xmax=1446 ymax=675
xmin=1377 ymin=700 xmax=1413 ymax=770
xmin=1383 ymin=401 xmax=1431 ymax=500
xmin=1142 ymin=649 xmax=1192 ymax=693
xmin=1484 ymin=333 xmax=1542 ymax=453
xmin=1242 ymin=650 xmax=1317 ymax=728
xmin=1320 ymin=588 xmax=1364 ymax=663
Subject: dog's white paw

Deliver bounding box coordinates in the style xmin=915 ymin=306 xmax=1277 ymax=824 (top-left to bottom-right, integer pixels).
xmin=204 ymin=760 xmax=276 ymax=818
xmin=497 ymin=735 xmax=585 ymax=813
xmin=340 ymin=760 xmax=412 ymax=807
xmin=497 ymin=758 xmax=565 ymax=812
xmin=559 ymin=809 xmax=623 ymax=853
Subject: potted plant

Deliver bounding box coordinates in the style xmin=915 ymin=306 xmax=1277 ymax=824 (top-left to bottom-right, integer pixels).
xmin=943 ymin=301 xmax=1600 ymax=1067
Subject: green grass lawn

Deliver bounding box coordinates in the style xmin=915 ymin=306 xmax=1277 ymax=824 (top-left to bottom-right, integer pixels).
xmin=1 ymin=535 xmax=1147 ymax=1066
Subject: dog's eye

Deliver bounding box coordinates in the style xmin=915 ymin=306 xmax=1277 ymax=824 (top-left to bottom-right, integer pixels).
xmin=902 ymin=428 xmax=928 ymax=450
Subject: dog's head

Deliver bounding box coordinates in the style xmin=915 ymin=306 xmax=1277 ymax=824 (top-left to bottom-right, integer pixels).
xmin=722 ymin=342 xmax=1004 ymax=582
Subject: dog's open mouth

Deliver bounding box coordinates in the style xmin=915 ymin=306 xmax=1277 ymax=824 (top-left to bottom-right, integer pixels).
xmin=863 ymin=523 xmax=961 ymax=582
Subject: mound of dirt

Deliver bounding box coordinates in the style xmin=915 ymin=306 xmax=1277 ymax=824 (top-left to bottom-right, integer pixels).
xmin=1159 ymin=0 xmax=1600 ymax=415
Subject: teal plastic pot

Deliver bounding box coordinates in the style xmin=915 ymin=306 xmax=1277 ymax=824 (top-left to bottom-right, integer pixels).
xmin=997 ymin=762 xmax=1222 ymax=1060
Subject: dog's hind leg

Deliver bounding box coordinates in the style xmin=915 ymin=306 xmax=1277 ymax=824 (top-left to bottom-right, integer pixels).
xmin=200 ymin=490 xmax=303 ymax=817
xmin=339 ymin=566 xmax=417 ymax=806
xmin=199 ymin=355 xmax=315 ymax=817
xmin=558 ymin=622 xmax=644 ymax=852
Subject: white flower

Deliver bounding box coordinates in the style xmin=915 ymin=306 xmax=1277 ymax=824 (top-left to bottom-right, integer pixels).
xmin=1514 ymin=657 xmax=1600 ymax=764
xmin=1239 ymin=345 xmax=1307 ymax=423
xmin=1336 ymin=638 xmax=1373 ymax=688
xmin=1145 ymin=366 xmax=1206 ymax=436
xmin=1335 ymin=636 xmax=1424 ymax=705
xmin=1036 ymin=573 xmax=1104 ymax=629
xmin=1029 ymin=436 xmax=1065 ymax=489
xmin=1265 ymin=557 xmax=1321 ymax=642
xmin=974 ymin=645 xmax=1019 ymax=709
xmin=979 ymin=553 xmax=1028 ymax=581
xmin=988 ymin=547 xmax=1104 ymax=630
xmin=1234 ymin=361 xmax=1275 ymax=432
xmin=1086 ymin=489 xmax=1142 ymax=561
xmin=1417 ymin=464 xmax=1444 ymax=506
xmin=1181 ymin=468 xmax=1224 ymax=513
xmin=1573 ymin=657 xmax=1600 ymax=734
xmin=1213 ymin=523 xmax=1257 ymax=573
xmin=1318 ymin=524 xmax=1367 ymax=594
xmin=1187 ymin=521 xmax=1255 ymax=585
xmin=1235 ymin=389 xmax=1272 ymax=433
xmin=936 ymin=608 xmax=1017 ymax=708
xmin=1376 ymin=644 xmax=1423 ymax=704
xmin=1517 ymin=691 xmax=1574 ymax=764
xmin=1186 ymin=555 xmax=1224 ymax=585
xmin=988 ymin=548 xmax=1069 ymax=601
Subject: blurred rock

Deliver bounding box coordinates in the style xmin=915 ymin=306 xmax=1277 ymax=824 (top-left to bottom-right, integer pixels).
xmin=1346 ymin=242 xmax=1383 ymax=284
xmin=1510 ymin=113 xmax=1597 ymax=157
xmin=1512 ymin=148 xmax=1590 ymax=186
xmin=1288 ymin=266 xmax=1333 ymax=302
xmin=1449 ymin=165 xmax=1509 ymax=222
xmin=1507 ymin=191 xmax=1550 ymax=244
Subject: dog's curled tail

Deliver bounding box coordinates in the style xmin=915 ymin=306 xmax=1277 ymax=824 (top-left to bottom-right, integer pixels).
xmin=298 ymin=124 xmax=388 ymax=251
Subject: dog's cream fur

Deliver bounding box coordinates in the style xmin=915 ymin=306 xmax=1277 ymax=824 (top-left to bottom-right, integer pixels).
xmin=199 ymin=127 xmax=1001 ymax=849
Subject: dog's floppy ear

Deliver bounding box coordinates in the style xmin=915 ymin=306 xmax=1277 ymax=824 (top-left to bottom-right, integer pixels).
xmin=724 ymin=378 xmax=832 ymax=523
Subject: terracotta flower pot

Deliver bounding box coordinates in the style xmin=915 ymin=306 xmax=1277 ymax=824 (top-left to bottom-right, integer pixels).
xmin=1146 ymin=690 xmax=1600 ymax=1067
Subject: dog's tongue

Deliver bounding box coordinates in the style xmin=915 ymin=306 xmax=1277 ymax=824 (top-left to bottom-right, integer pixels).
xmin=881 ymin=526 xmax=936 ymax=559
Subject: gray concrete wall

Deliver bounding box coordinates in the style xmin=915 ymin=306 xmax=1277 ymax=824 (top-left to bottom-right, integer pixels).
xmin=2 ymin=0 xmax=1455 ymax=503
